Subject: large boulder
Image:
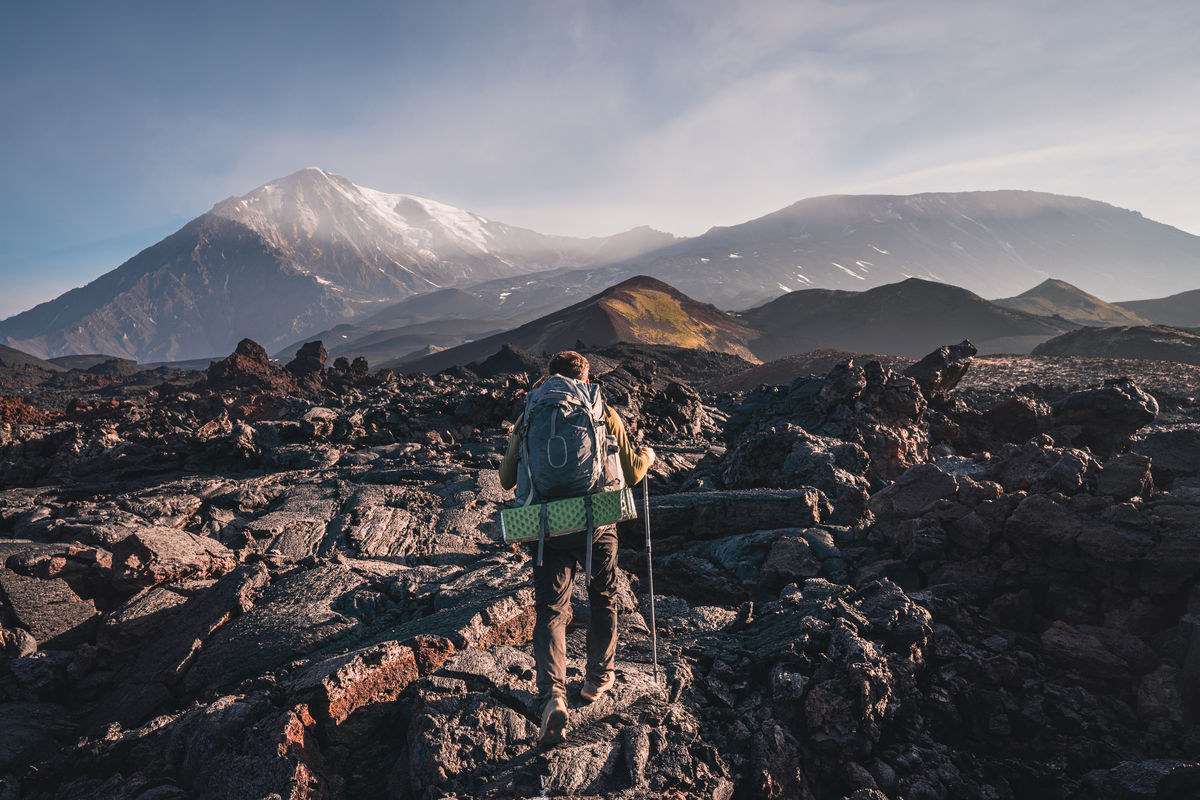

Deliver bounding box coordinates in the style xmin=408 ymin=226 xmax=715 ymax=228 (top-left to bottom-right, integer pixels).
xmin=982 ymin=395 xmax=1050 ymax=444
xmin=110 ymin=526 xmax=237 ymax=591
xmin=1050 ymin=378 xmax=1158 ymax=455
xmin=1132 ymin=429 xmax=1200 ymax=489
xmin=616 ymin=489 xmax=832 ymax=544
xmin=203 ymin=338 xmax=299 ymax=395
xmin=903 ymin=340 xmax=977 ymax=402
xmin=1096 ymin=453 xmax=1154 ymax=501
xmin=868 ymin=463 xmax=960 ymax=520
xmin=721 ymin=425 xmax=870 ymax=523
xmin=284 ymin=340 xmax=327 ymax=377
xmin=0 ymin=571 xmax=98 ymax=650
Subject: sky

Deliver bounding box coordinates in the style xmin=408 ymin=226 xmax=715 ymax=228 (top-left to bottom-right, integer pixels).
xmin=2 ymin=0 xmax=1198 ymax=318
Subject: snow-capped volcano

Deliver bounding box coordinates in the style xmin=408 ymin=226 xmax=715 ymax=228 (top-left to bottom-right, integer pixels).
xmin=215 ymin=167 xmax=502 ymax=258
xmin=0 ymin=168 xmax=676 ymax=361
xmin=208 ymin=167 xmax=626 ymax=298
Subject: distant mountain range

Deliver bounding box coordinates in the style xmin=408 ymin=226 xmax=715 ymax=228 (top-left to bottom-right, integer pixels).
xmin=9 ymin=271 xmax=1200 ymax=374
xmin=5 ymin=169 xmax=1200 ymax=363
xmin=393 ymin=273 xmax=1200 ymax=373
xmin=393 ymin=276 xmax=1092 ymax=373
xmin=272 ymin=288 xmax=528 ymax=363
xmin=452 ymin=191 xmax=1200 ymax=312
xmin=0 ymin=168 xmax=675 ymax=362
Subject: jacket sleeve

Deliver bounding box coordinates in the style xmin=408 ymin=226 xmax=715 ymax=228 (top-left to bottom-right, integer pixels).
xmin=604 ymin=405 xmax=651 ymax=486
xmin=498 ymin=413 xmax=523 ymax=491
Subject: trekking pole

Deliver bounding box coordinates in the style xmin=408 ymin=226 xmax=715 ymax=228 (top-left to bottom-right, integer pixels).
xmin=642 ymin=475 xmax=659 ymax=685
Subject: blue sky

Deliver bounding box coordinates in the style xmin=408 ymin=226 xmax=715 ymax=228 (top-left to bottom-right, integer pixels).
xmin=2 ymin=0 xmax=1198 ymax=318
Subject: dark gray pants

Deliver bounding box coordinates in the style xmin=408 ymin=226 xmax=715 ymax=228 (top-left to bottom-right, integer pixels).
xmin=531 ymin=526 xmax=619 ymax=703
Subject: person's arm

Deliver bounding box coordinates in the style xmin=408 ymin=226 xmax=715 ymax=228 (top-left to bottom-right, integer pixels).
xmin=498 ymin=414 xmax=523 ymax=491
xmin=604 ymin=405 xmax=654 ymax=485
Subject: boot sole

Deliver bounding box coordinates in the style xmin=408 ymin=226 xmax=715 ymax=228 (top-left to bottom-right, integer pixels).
xmin=580 ymin=681 xmax=614 ymax=703
xmin=538 ymin=706 xmax=568 ymax=747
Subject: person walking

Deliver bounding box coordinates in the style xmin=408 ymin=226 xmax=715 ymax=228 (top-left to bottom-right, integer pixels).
xmin=498 ymin=350 xmax=654 ymax=747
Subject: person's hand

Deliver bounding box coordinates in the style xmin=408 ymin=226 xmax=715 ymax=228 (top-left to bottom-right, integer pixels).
xmin=640 ymin=445 xmax=656 ymax=465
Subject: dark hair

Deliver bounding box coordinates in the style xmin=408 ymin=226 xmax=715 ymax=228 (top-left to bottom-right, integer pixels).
xmin=548 ymin=350 xmax=589 ymax=380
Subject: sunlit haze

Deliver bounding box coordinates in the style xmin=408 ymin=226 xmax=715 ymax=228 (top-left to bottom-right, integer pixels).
xmin=2 ymin=0 xmax=1197 ymax=318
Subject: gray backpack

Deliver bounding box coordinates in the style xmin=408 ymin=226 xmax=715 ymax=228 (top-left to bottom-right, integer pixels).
xmin=517 ymin=374 xmax=620 ymax=506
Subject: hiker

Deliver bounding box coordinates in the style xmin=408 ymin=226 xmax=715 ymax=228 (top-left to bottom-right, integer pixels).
xmin=498 ymin=350 xmax=655 ymax=747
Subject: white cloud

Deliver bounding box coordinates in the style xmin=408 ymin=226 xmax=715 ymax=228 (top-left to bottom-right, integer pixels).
xmin=4 ymin=0 xmax=1200 ymax=313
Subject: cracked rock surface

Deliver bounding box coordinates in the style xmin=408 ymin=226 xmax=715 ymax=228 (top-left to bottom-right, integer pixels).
xmin=2 ymin=339 xmax=1200 ymax=798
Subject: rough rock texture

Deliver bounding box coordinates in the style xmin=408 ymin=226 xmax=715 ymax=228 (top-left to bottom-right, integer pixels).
xmin=2 ymin=338 xmax=1199 ymax=799
xmin=1050 ymin=378 xmax=1160 ymax=455
xmin=0 ymin=571 xmax=98 ymax=650
xmin=286 ymin=340 xmax=328 ymax=377
xmin=203 ymin=338 xmax=300 ymax=396
xmin=110 ymin=526 xmax=237 ymax=591
xmin=903 ymin=339 xmax=977 ymax=404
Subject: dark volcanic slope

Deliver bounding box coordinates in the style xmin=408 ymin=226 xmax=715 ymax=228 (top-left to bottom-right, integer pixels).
xmin=396 ymin=275 xmax=760 ymax=373
xmin=741 ymin=277 xmax=1076 ymax=360
xmin=1118 ymin=288 xmax=1200 ymax=328
xmin=0 ymin=344 xmax=64 ymax=372
xmin=358 ymin=288 xmax=500 ymax=329
xmin=0 ymin=214 xmax=344 ymax=363
xmin=994 ymin=278 xmax=1151 ymax=326
xmin=47 ymin=354 xmax=137 ymax=371
xmin=274 ymin=286 xmax=518 ymax=362
xmin=1033 ymin=324 xmax=1200 ymax=366
xmin=326 ymin=319 xmax=506 ymax=365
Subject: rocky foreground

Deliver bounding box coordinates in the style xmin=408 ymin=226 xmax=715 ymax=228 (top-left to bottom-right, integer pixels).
xmin=2 ymin=339 xmax=1200 ymax=799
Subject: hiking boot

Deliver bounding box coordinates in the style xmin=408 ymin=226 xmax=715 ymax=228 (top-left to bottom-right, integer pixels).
xmin=580 ymin=672 xmax=615 ymax=703
xmin=538 ymin=695 xmax=568 ymax=747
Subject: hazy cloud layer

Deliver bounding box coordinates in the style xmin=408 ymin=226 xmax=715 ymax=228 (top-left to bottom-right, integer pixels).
xmin=2 ymin=0 xmax=1197 ymax=317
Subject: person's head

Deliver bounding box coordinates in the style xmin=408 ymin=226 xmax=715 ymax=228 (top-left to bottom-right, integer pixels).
xmin=548 ymin=350 xmax=590 ymax=382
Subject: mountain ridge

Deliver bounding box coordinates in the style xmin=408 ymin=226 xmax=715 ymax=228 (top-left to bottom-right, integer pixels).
xmin=1117 ymin=288 xmax=1200 ymax=328
xmin=7 ymin=175 xmax=1200 ymax=362
xmin=395 ymin=275 xmax=760 ymax=373
xmin=385 ymin=275 xmax=1081 ymax=375
xmin=0 ymin=168 xmax=677 ymax=361
xmin=741 ymin=277 xmax=1078 ymax=360
xmin=1034 ymin=324 xmax=1200 ymax=366
xmin=452 ymin=190 xmax=1200 ymax=315
xmin=994 ymin=279 xmax=1152 ymax=326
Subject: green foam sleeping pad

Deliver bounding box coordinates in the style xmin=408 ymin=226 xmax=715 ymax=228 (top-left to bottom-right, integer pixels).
xmin=501 ymin=487 xmax=637 ymax=542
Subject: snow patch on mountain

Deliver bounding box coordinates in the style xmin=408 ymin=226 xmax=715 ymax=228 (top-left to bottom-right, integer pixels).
xmin=832 ymin=262 xmax=865 ymax=280
xmin=356 ymin=185 xmax=494 ymax=252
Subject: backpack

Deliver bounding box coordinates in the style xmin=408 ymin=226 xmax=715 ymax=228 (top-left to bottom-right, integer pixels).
xmin=517 ymin=374 xmax=621 ymax=506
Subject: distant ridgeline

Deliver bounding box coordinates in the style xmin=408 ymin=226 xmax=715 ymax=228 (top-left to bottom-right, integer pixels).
xmin=4 ymin=171 xmax=1199 ymax=364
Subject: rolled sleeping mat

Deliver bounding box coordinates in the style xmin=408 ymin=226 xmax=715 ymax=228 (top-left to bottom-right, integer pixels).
xmin=501 ymin=487 xmax=637 ymax=543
